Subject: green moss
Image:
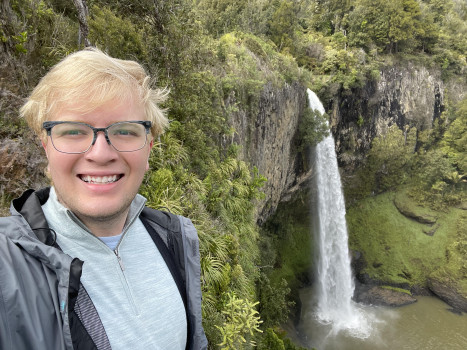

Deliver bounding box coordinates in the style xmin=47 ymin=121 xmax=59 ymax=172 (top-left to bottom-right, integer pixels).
xmin=393 ymin=190 xmax=439 ymax=223
xmin=429 ymin=211 xmax=467 ymax=297
xmin=261 ymin=192 xmax=314 ymax=298
xmin=381 ymin=285 xmax=412 ymax=295
xmin=347 ymin=190 xmax=462 ymax=288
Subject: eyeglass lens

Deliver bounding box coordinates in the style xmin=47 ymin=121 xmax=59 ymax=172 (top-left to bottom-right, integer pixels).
xmin=50 ymin=122 xmax=148 ymax=153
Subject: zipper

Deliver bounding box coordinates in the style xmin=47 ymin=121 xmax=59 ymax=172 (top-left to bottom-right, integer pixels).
xmin=114 ymin=244 xmax=140 ymax=315
xmin=115 ymin=247 xmax=125 ymax=271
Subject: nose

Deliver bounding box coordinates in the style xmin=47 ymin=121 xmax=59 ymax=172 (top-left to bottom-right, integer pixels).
xmin=84 ymin=131 xmax=118 ymax=163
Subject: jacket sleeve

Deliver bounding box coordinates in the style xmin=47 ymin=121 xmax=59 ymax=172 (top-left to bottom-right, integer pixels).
xmin=0 ymin=232 xmax=67 ymax=350
xmin=178 ymin=216 xmax=208 ymax=350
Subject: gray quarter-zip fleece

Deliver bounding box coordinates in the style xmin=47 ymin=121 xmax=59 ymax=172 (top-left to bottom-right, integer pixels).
xmin=42 ymin=187 xmax=187 ymax=350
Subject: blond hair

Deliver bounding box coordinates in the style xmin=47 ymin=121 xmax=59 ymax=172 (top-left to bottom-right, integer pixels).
xmin=20 ymin=48 xmax=169 ymax=139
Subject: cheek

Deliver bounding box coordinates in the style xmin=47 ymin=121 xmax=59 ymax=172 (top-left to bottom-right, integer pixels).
xmin=47 ymin=152 xmax=76 ymax=178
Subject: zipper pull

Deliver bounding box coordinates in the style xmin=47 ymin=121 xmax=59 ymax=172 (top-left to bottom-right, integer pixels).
xmin=115 ymin=249 xmax=125 ymax=271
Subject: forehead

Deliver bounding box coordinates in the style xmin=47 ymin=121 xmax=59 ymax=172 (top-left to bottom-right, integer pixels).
xmin=50 ymin=97 xmax=146 ymax=124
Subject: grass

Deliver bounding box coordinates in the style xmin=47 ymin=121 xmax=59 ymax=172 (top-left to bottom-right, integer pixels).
xmin=347 ymin=189 xmax=462 ymax=288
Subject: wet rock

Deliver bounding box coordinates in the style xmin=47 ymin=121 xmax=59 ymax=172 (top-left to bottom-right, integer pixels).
xmin=354 ymin=284 xmax=417 ymax=307
xmin=427 ymin=277 xmax=467 ymax=313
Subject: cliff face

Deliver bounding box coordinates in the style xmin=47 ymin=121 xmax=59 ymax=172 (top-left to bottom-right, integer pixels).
xmin=328 ymin=63 xmax=465 ymax=172
xmin=227 ymin=62 xmax=465 ymax=224
xmin=224 ymin=82 xmax=308 ymax=224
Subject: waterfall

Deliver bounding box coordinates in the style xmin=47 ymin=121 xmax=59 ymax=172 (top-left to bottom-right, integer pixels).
xmin=309 ymin=89 xmax=371 ymax=338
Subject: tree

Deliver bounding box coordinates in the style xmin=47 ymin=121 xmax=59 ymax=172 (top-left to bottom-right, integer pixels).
xmin=309 ymin=0 xmax=352 ymax=35
xmin=72 ymin=0 xmax=91 ymax=46
xmin=440 ymin=97 xmax=467 ymax=176
xmin=1 ymin=0 xmax=14 ymax=54
xmin=268 ymin=0 xmax=298 ymax=51
xmin=348 ymin=0 xmax=428 ymax=53
xmin=366 ymin=124 xmax=416 ymax=192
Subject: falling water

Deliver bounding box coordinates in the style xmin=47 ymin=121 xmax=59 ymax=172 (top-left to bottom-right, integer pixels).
xmin=309 ymin=89 xmax=372 ymax=339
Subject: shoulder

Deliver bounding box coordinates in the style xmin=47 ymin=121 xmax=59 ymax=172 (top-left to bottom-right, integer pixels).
xmin=140 ymin=207 xmax=200 ymax=255
xmin=140 ymin=207 xmax=180 ymax=232
xmin=0 ymin=215 xmax=23 ymax=237
xmin=177 ymin=216 xmax=200 ymax=249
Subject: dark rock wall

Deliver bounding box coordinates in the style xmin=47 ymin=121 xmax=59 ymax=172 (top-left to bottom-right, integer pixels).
xmin=229 ymin=63 xmax=465 ymax=224
xmin=328 ymin=63 xmax=465 ymax=172
xmin=224 ymin=82 xmax=308 ymax=224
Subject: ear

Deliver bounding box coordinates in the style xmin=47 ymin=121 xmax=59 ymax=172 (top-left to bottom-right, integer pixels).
xmin=41 ymin=140 xmax=49 ymax=158
xmin=145 ymin=139 xmax=154 ymax=171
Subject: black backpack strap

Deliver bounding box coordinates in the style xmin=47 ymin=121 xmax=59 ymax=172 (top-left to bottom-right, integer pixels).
xmin=139 ymin=210 xmax=188 ymax=311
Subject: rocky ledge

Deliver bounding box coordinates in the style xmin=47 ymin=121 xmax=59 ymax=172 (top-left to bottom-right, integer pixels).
xmin=354 ymin=282 xmax=417 ymax=307
xmin=393 ymin=197 xmax=437 ymax=225
xmin=427 ymin=277 xmax=467 ymax=314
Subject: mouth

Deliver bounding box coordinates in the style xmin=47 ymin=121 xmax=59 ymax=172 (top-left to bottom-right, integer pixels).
xmin=79 ymin=174 xmax=123 ymax=184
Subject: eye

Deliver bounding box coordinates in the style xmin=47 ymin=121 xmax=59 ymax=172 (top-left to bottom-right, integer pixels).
xmin=53 ymin=124 xmax=91 ymax=138
xmin=113 ymin=129 xmax=138 ymax=136
xmin=64 ymin=129 xmax=84 ymax=135
xmin=110 ymin=123 xmax=144 ymax=137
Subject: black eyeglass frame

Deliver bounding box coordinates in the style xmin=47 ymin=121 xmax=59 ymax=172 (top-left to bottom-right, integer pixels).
xmin=42 ymin=120 xmax=152 ymax=154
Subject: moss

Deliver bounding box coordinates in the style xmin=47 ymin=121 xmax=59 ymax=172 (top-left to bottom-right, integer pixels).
xmin=393 ymin=191 xmax=439 ymax=224
xmin=347 ymin=190 xmax=462 ymax=288
xmin=381 ymin=285 xmax=412 ymax=295
xmin=430 ymin=211 xmax=467 ymax=296
xmin=260 ymin=192 xmax=314 ymax=305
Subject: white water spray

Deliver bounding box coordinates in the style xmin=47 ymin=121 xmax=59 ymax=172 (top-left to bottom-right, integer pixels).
xmin=309 ymin=89 xmax=372 ymax=338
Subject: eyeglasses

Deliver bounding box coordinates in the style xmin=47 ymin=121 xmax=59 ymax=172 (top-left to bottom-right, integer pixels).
xmin=42 ymin=120 xmax=152 ymax=154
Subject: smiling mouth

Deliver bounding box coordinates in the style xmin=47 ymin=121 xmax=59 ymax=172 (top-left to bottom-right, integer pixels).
xmin=79 ymin=175 xmax=123 ymax=184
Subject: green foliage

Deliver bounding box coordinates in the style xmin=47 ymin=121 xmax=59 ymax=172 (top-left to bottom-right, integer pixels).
xmin=195 ymin=0 xmax=275 ymax=37
xmin=3 ymin=0 xmax=467 ymax=348
xmin=426 ymin=211 xmax=467 ymax=296
xmin=354 ymin=124 xmax=416 ymax=195
xmin=88 ymin=6 xmax=147 ymax=60
xmin=257 ymin=274 xmax=294 ymax=329
xmin=7 ymin=0 xmax=78 ymax=86
xmin=259 ymin=193 xmax=313 ymax=330
xmin=370 ymin=125 xmax=416 ymax=190
xmin=257 ymin=328 xmax=310 ymax=350
xmin=409 ymin=149 xmax=460 ymax=208
xmin=258 ymin=328 xmax=285 ymax=350
xmin=297 ymin=108 xmax=329 ymax=150
xmin=216 ymin=292 xmax=263 ymax=350
xmin=440 ymin=97 xmax=467 ymax=175
xmin=347 ymin=0 xmax=425 ymax=53
xmin=346 ymin=113 xmax=465 ymax=207
xmin=205 ymin=158 xmax=266 ymax=228
xmin=402 ymin=97 xmax=467 ymax=208
xmin=12 ymin=31 xmax=28 ymax=54
xmin=268 ymin=1 xmax=298 ymax=51
xmin=139 ymin=123 xmax=267 ymax=346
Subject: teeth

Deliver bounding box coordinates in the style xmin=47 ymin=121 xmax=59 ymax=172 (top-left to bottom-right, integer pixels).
xmin=81 ymin=175 xmax=119 ymax=184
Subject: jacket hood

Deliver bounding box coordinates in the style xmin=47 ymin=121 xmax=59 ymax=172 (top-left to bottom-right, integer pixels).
xmin=10 ymin=187 xmax=56 ymax=245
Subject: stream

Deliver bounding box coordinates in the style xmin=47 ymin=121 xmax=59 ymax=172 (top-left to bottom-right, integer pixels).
xmin=290 ymin=287 xmax=467 ymax=350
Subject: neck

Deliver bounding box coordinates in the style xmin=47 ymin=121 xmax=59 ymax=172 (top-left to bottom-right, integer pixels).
xmin=75 ymin=210 xmax=129 ymax=237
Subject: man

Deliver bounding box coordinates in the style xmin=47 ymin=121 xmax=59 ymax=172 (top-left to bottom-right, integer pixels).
xmin=0 ymin=48 xmax=207 ymax=350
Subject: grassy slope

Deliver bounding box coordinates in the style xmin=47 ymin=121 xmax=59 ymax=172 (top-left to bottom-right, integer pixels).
xmin=262 ymin=193 xmax=314 ymax=293
xmin=347 ymin=189 xmax=465 ymax=289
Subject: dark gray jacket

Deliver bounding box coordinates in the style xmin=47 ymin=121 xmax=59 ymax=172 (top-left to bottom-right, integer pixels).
xmin=0 ymin=188 xmax=207 ymax=350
